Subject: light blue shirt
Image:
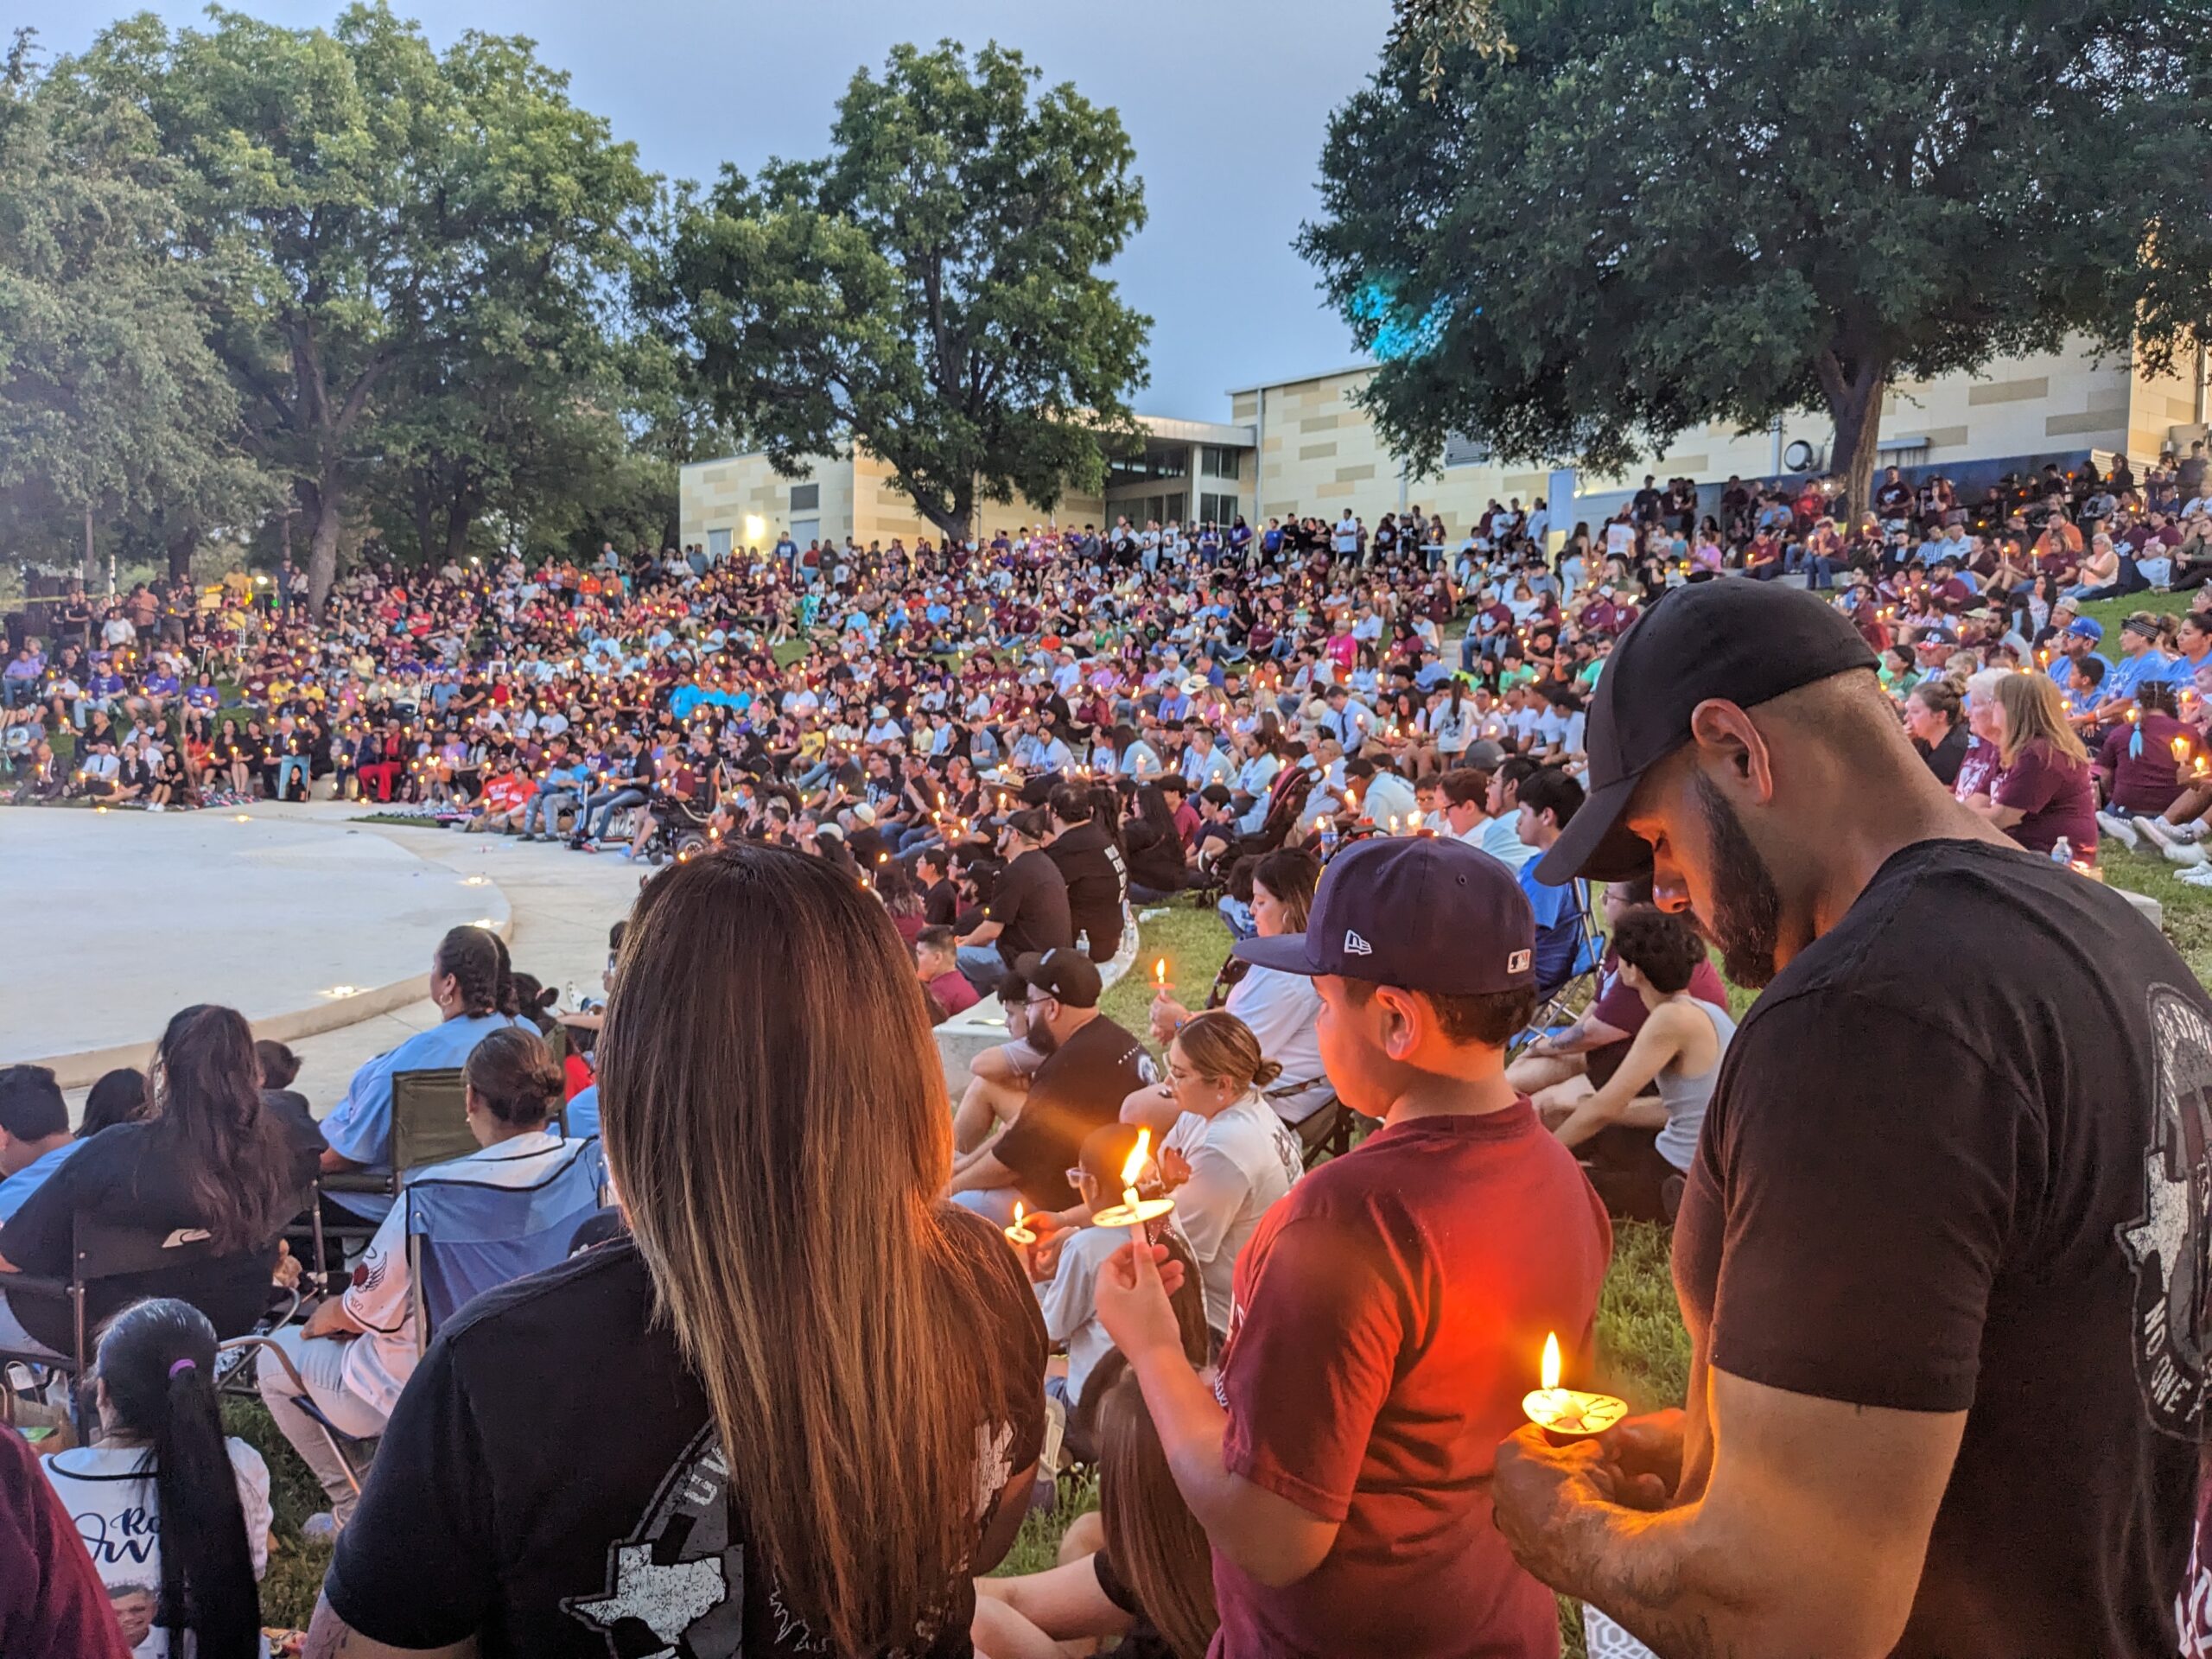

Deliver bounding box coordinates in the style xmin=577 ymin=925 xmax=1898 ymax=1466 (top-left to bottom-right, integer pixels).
xmin=322 ymin=1012 xmax=530 ymax=1220
xmin=2106 ymin=649 xmax=2183 ymax=704
xmin=563 ymin=1084 xmax=600 ymax=1141
xmin=0 ymin=1140 xmax=82 ymax=1222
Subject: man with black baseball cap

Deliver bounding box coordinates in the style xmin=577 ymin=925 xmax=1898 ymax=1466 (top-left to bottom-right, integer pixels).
xmin=946 ymin=947 xmax=1156 ymax=1225
xmin=1495 ymin=579 xmax=2206 ymax=1658
xmin=1096 ymin=837 xmax=1609 ymax=1659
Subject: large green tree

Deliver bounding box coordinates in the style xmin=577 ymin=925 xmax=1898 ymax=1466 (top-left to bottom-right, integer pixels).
xmin=363 ymin=29 xmax=657 ymax=568
xmin=81 ymin=4 xmax=657 ymax=608
xmin=653 ymin=40 xmax=1152 ymax=543
xmin=1304 ymin=0 xmax=2212 ymax=516
xmin=0 ymin=30 xmax=264 ymax=582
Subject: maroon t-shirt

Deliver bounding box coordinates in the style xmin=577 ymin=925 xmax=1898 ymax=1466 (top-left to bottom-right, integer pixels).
xmin=2098 ymin=711 xmax=2190 ymax=816
xmin=1993 ymin=738 xmax=2100 ymax=855
xmin=1212 ymin=1104 xmax=1611 ymax=1659
xmin=0 ymin=1427 xmax=129 ymax=1659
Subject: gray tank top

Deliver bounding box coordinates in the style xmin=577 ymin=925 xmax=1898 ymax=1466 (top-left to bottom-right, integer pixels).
xmin=1655 ymin=999 xmax=1737 ymax=1171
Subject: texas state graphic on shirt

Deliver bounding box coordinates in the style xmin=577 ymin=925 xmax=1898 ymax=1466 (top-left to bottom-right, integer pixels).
xmin=2119 ymin=983 xmax=2212 ymax=1440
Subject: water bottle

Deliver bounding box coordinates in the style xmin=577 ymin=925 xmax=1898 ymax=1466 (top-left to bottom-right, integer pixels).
xmin=1319 ymin=822 xmax=1339 ymax=860
xmin=2050 ymin=837 xmax=2072 ymax=866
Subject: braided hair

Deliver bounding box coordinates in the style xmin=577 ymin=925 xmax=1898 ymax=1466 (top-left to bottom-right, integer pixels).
xmin=434 ymin=925 xmax=518 ymax=1020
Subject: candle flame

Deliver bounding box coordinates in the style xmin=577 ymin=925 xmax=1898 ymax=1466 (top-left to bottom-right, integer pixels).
xmin=2177 ymin=736 xmax=2192 ymax=763
xmin=1012 ymin=1202 xmax=1026 ymax=1231
xmin=1122 ymin=1127 xmax=1151 ymax=1189
xmin=1541 ymin=1332 xmax=1561 ymax=1392
xmin=1154 ymin=957 xmax=1167 ymax=986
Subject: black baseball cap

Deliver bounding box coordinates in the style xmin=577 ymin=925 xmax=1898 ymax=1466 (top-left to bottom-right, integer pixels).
xmin=1014 ymin=948 xmax=1103 ymax=1009
xmin=1233 ymin=836 xmax=1535 ymax=995
xmin=1532 ymin=581 xmax=1878 ymax=887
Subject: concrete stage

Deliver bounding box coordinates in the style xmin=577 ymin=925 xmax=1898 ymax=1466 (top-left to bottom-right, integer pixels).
xmin=0 ymin=804 xmax=640 ymax=1107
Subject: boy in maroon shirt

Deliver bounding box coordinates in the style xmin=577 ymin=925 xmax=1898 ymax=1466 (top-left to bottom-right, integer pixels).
xmin=1097 ymin=837 xmax=1611 ymax=1658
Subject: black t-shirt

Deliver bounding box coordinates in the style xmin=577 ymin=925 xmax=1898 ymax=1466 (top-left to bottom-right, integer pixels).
xmin=325 ymin=1218 xmax=1046 ymax=1658
xmin=1675 ymin=838 xmax=2204 ymax=1657
xmin=986 ymin=849 xmax=1072 ymax=967
xmin=1045 ymin=822 xmax=1128 ymax=963
xmin=992 ymin=1016 xmax=1156 ymax=1209
xmin=0 ymin=1123 xmax=293 ymax=1354
xmin=924 ymin=877 xmax=960 ymax=927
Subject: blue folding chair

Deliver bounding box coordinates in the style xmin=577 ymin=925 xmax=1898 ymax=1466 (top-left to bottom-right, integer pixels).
xmin=404 ymin=1139 xmax=608 ymax=1343
xmin=224 ymin=1137 xmax=606 ymax=1498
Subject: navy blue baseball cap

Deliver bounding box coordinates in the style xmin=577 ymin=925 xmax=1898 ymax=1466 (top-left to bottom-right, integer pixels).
xmin=1233 ymin=836 xmax=1535 ymax=995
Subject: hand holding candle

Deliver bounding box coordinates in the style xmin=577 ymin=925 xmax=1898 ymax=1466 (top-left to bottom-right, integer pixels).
xmin=1093 ymin=1126 xmax=1175 ymax=1247
xmin=1522 ymin=1332 xmax=1628 ymax=1446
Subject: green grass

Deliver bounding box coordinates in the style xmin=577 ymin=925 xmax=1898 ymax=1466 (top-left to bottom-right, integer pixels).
xmin=224 ymin=1396 xmax=334 ymax=1631
xmin=2080 ymin=588 xmax=2194 ymax=635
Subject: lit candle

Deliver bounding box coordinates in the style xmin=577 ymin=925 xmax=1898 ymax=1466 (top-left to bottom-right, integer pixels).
xmin=1522 ymin=1332 xmax=1628 ymax=1446
xmin=1154 ymin=957 xmax=1169 ymax=992
xmin=1003 ymin=1202 xmax=1036 ymax=1248
xmin=1092 ymin=1126 xmax=1174 ymax=1249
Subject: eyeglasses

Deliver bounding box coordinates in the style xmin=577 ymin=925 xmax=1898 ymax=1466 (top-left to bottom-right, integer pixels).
xmin=1021 ymin=995 xmax=1057 ymax=1011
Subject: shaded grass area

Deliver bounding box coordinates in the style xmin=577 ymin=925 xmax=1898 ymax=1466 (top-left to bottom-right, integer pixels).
xmin=223 ymin=1395 xmax=334 ymax=1630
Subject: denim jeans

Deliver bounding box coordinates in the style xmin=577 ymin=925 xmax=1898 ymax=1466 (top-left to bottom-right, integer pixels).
xmin=956 ymin=943 xmax=1007 ymax=995
xmin=581 ymin=787 xmax=647 ymax=840
xmin=524 ymin=789 xmax=575 ymax=836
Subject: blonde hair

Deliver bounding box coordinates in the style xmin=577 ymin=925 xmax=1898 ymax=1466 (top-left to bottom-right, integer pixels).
xmin=600 ymin=846 xmax=1006 ymax=1650
xmin=1992 ymin=671 xmax=2089 ymax=770
xmin=1170 ymin=1009 xmax=1282 ymax=1092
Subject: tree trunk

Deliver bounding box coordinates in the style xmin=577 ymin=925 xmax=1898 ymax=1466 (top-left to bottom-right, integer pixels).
xmin=81 ymin=502 xmax=97 ymax=587
xmin=1817 ymin=347 xmax=1890 ymax=524
xmin=167 ymin=523 xmax=197 ymax=585
xmin=443 ymin=498 xmax=474 ymax=569
xmin=305 ymin=471 xmax=344 ymax=614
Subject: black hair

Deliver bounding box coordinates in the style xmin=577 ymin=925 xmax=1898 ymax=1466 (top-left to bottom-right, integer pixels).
xmin=2073 ymin=654 xmax=2108 ymax=687
xmin=253 ymin=1040 xmax=301 ymax=1092
xmin=915 ymin=925 xmax=957 ymax=954
xmin=462 ymin=1026 xmax=563 ymax=1127
xmin=1517 ymin=766 xmax=1584 ymax=827
xmin=435 ymin=925 xmax=518 ymax=1019
xmin=1046 ymin=782 xmax=1095 ymax=824
xmin=509 ymin=972 xmax=562 ymax=1033
xmin=0 ymin=1064 xmax=67 ymax=1141
xmin=1609 ymin=905 xmax=1707 ymax=995
xmin=95 ymin=1299 xmax=261 ymax=1659
xmin=81 ymin=1067 xmax=149 ymax=1138
xmin=2141 ymin=679 xmax=2181 ymax=717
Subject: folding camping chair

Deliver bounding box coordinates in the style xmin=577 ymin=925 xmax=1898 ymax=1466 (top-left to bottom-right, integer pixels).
xmin=309 ymin=1066 xmax=474 ymax=1289
xmin=1514 ymin=879 xmax=1607 ymax=1058
xmin=230 ymin=1136 xmax=607 ymax=1501
xmin=0 ymin=1214 xmax=223 ymax=1439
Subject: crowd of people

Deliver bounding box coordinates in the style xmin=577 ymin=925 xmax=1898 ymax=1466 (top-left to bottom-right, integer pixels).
xmin=3 ymin=442 xmax=2210 ymax=1659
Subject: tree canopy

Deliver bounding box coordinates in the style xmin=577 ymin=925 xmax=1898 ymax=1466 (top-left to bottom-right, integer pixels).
xmin=1305 ymin=0 xmax=2212 ymax=515
xmin=652 ymin=40 xmax=1153 ymax=544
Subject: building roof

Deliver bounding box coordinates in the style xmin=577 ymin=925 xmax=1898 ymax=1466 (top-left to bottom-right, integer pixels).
xmin=1224 ymin=361 xmax=1375 ymax=398
xmin=1134 ymin=414 xmax=1256 ymax=448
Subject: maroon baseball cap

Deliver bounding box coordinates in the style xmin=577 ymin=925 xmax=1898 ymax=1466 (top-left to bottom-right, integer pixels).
xmin=1234 ymin=836 xmax=1535 ymax=995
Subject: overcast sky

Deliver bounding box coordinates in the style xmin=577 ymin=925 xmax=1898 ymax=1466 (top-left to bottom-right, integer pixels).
xmin=17 ymin=0 xmax=1393 ymax=419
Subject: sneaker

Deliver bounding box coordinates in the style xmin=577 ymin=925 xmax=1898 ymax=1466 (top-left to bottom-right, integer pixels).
xmin=301 ymin=1512 xmax=341 ymax=1544
xmin=2097 ymin=811 xmax=2139 ymax=852
xmin=2180 ymin=863 xmax=2212 ymax=887
xmin=2164 ymin=832 xmax=2209 ymax=868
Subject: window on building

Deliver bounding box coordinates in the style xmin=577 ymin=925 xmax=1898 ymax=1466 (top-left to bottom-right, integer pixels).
xmin=1200 ymin=446 xmax=1242 ymax=480
xmin=1200 ymin=491 xmax=1240 ymax=524
xmin=1442 ymin=433 xmax=1492 ymax=469
xmin=790 ymin=483 xmax=820 ymax=512
xmin=707 ymin=528 xmax=731 ymax=561
xmin=790 ymin=518 xmax=820 ymax=549
xmin=1108 ymin=442 xmax=1189 ymax=486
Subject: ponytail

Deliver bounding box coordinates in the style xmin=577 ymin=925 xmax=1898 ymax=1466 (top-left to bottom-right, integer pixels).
xmin=98 ymin=1300 xmax=260 ymax=1659
xmin=434 ymin=925 xmax=518 ymax=1020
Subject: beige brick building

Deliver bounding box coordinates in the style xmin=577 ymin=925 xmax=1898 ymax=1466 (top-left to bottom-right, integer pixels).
xmin=681 ymin=338 xmax=2209 ymax=555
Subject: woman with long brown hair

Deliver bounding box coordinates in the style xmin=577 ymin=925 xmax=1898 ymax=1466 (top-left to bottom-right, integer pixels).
xmin=308 ymin=843 xmax=1047 ymax=1658
xmin=0 ymin=1005 xmax=307 ymax=1359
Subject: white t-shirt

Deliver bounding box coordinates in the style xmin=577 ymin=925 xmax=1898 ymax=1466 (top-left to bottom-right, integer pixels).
xmin=42 ymin=1439 xmax=272 ymax=1657
xmin=1163 ymin=1096 xmax=1303 ymax=1332
xmin=1037 ymin=1224 xmax=1128 ymax=1408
